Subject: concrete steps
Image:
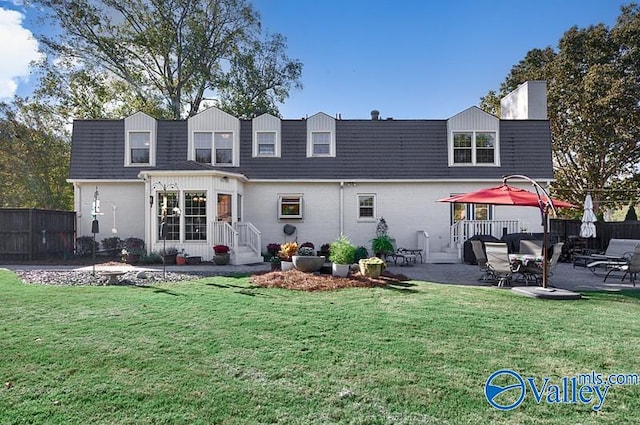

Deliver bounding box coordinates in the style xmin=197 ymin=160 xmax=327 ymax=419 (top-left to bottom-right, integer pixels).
xmin=232 ymin=245 xmax=264 ymax=265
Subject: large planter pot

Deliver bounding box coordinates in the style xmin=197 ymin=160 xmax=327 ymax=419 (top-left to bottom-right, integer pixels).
xmin=281 ymin=260 xmax=294 ymax=271
xmin=162 ymin=253 xmax=177 ymax=265
xmin=292 ymin=255 xmax=325 ymax=272
xmin=332 ymin=263 xmax=350 ymax=277
xmin=359 ymin=259 xmax=384 ymax=278
xmin=124 ymin=253 xmax=140 ymax=264
xmin=176 ymin=255 xmax=187 ymax=265
xmin=213 ymin=253 xmax=229 ymax=265
xmin=186 ymin=256 xmax=202 ymax=265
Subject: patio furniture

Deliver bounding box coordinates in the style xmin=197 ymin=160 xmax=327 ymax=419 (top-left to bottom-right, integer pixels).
xmin=471 ymin=240 xmax=495 ymax=282
xmin=585 ymin=239 xmax=640 ymax=274
xmin=603 ymin=244 xmax=640 ymax=285
xmin=519 ymin=240 xmax=543 ymax=255
xmin=485 ymin=242 xmax=518 ymax=287
xmin=385 ymin=240 xmax=423 ymax=265
xmin=517 ymin=242 xmax=564 ymax=285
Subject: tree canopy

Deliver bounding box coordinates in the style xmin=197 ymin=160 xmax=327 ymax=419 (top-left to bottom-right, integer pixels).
xmin=480 ymin=4 xmax=640 ymax=216
xmin=33 ymin=0 xmax=302 ymax=120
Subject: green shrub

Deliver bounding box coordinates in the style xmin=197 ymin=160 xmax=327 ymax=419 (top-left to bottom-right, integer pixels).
xmin=354 ymin=246 xmax=369 ymax=262
xmin=329 ymin=235 xmax=356 ymax=265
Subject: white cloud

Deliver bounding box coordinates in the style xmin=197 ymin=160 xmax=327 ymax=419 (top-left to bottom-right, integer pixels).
xmin=0 ymin=8 xmax=41 ymax=99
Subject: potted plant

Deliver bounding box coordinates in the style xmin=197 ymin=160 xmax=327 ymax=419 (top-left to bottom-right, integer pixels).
xmin=122 ymin=237 xmax=145 ymax=264
xmin=371 ymin=234 xmax=394 ymax=258
xmin=270 ymin=256 xmax=281 ymax=271
xmin=213 ymin=244 xmax=230 ymax=265
xmin=159 ymin=247 xmax=178 ymax=265
xmin=329 ymin=234 xmax=356 ymax=277
xmin=176 ymin=249 xmax=188 ymax=265
xmin=278 ymin=242 xmax=298 ymax=271
xmin=318 ymin=243 xmax=331 ymax=257
xmin=292 ymin=245 xmax=325 ymax=273
xmin=359 ymin=256 xmax=386 ymax=278
xmin=267 ymin=243 xmax=281 ymax=258
xmin=354 ymin=246 xmax=369 ymax=263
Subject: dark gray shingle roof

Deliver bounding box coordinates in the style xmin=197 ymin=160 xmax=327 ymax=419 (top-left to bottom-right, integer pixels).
xmin=69 ymin=118 xmax=553 ymax=180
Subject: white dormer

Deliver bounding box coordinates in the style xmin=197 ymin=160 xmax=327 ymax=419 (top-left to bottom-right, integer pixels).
xmin=252 ymin=113 xmax=281 ymax=157
xmin=447 ymin=106 xmax=500 ymax=167
xmin=501 ymin=81 xmax=547 ymax=120
xmin=187 ymin=107 xmax=240 ymax=167
xmin=124 ymin=112 xmax=156 ymax=167
xmin=306 ymin=112 xmax=336 ymax=157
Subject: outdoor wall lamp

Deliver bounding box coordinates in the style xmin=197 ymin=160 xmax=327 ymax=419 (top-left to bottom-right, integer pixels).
xmin=221 ymin=176 xmax=229 ymax=182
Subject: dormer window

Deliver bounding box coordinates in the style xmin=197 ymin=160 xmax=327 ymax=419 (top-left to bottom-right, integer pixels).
xmin=306 ymin=113 xmax=336 ymax=157
xmin=194 ymin=132 xmax=212 ymax=163
xmin=252 ymin=114 xmax=281 ymax=157
xmin=193 ymin=131 xmax=233 ymax=165
xmin=129 ymin=131 xmax=151 ymax=164
xmin=124 ymin=112 xmax=156 ymax=166
xmin=257 ymin=132 xmax=276 ymax=156
xmin=188 ymin=107 xmax=239 ymax=166
xmin=447 ymin=107 xmax=500 ymax=167
xmin=215 ymin=132 xmax=233 ymax=164
xmin=312 ymin=132 xmax=331 ymax=155
xmin=453 ymin=131 xmax=496 ymax=164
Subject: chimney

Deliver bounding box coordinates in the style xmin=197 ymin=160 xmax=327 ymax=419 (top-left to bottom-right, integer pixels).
xmin=370 ymin=110 xmax=380 ymax=120
xmin=500 ymin=81 xmax=547 ymax=119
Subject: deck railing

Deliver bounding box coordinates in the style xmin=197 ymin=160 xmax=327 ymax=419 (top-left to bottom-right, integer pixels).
xmin=213 ymin=221 xmax=261 ymax=256
xmin=451 ymin=220 xmax=521 ymax=246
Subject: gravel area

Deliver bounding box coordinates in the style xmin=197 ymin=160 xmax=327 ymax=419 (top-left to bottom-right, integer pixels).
xmin=15 ymin=270 xmax=211 ymax=286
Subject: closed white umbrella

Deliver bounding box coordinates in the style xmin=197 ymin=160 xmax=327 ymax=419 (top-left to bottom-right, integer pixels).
xmin=580 ymin=194 xmax=597 ymax=238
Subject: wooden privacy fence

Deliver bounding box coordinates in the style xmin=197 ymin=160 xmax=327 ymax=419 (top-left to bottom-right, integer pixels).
xmin=0 ymin=209 xmax=76 ymax=262
xmin=551 ymin=218 xmax=640 ymax=251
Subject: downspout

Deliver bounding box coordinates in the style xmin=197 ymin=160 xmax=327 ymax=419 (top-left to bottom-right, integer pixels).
xmin=339 ymin=181 xmax=344 ymax=235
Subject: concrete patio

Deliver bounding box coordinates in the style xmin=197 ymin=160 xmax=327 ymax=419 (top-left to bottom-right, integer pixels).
xmin=3 ymin=260 xmax=638 ymax=293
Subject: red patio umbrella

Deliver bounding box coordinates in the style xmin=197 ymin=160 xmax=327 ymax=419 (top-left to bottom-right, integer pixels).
xmin=438 ymin=175 xmax=576 ymax=288
xmin=437 ymin=184 xmax=576 ymax=209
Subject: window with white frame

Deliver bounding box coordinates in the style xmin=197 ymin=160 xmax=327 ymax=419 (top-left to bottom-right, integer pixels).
xmin=256 ymin=132 xmax=276 ymax=156
xmin=279 ymin=195 xmax=303 ymax=219
xmin=358 ymin=194 xmax=376 ymax=219
xmin=452 ymin=131 xmax=496 ymax=165
xmin=215 ymin=132 xmax=233 ymax=164
xmin=129 ymin=131 xmax=151 ymax=164
xmin=157 ymin=192 xmax=180 ymax=241
xmin=312 ymin=132 xmax=331 ymax=156
xmin=193 ymin=131 xmax=233 ymax=165
xmin=184 ymin=192 xmax=207 ymax=241
xmin=194 ymin=132 xmax=212 ymax=163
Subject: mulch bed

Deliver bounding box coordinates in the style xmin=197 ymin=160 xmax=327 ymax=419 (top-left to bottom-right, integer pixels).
xmin=251 ymin=269 xmax=409 ymax=292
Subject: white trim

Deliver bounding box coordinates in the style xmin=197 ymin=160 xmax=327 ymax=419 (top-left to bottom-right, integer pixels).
xmin=278 ymin=194 xmax=303 ymax=219
xmin=124 ymin=112 xmax=156 ymax=167
xmin=448 ymin=130 xmax=500 ymax=167
xmin=252 ymin=113 xmax=281 ymax=157
xmin=357 ymin=193 xmax=376 ymax=221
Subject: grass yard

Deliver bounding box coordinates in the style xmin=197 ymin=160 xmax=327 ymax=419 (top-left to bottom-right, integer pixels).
xmin=1 ymin=269 xmax=640 ymax=424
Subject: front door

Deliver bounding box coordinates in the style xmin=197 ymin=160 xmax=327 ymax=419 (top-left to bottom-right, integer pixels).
xmin=217 ymin=193 xmax=232 ymax=222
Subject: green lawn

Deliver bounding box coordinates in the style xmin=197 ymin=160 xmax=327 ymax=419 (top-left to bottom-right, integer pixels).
xmin=1 ymin=270 xmax=640 ymax=424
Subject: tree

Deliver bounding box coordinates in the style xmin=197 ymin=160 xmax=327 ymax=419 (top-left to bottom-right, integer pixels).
xmin=0 ymin=100 xmax=73 ymax=210
xmin=33 ymin=0 xmax=302 ymax=120
xmin=480 ymin=4 xmax=640 ymax=216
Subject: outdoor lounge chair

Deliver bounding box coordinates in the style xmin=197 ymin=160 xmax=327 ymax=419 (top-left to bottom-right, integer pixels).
xmin=385 ymin=239 xmax=423 ymax=265
xmin=471 ymin=240 xmax=494 ymax=282
xmin=603 ymin=244 xmax=640 ymax=285
xmin=584 ymin=238 xmax=640 ymax=274
xmin=484 ymin=242 xmax=517 ymax=287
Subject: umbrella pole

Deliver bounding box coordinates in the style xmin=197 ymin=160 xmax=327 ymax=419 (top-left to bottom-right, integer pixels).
xmin=542 ymin=205 xmax=549 ymax=288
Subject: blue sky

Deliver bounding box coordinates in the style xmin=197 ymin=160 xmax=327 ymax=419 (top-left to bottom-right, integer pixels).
xmin=0 ymin=0 xmax=626 ymax=119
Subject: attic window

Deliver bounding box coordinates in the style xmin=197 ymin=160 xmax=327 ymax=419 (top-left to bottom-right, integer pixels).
xmin=279 ymin=195 xmax=303 ymax=219
xmin=452 ymin=131 xmax=496 ymax=165
xmin=312 ymin=132 xmax=331 ymax=156
xmin=129 ymin=132 xmax=150 ymax=164
xmin=193 ymin=131 xmax=234 ymax=165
